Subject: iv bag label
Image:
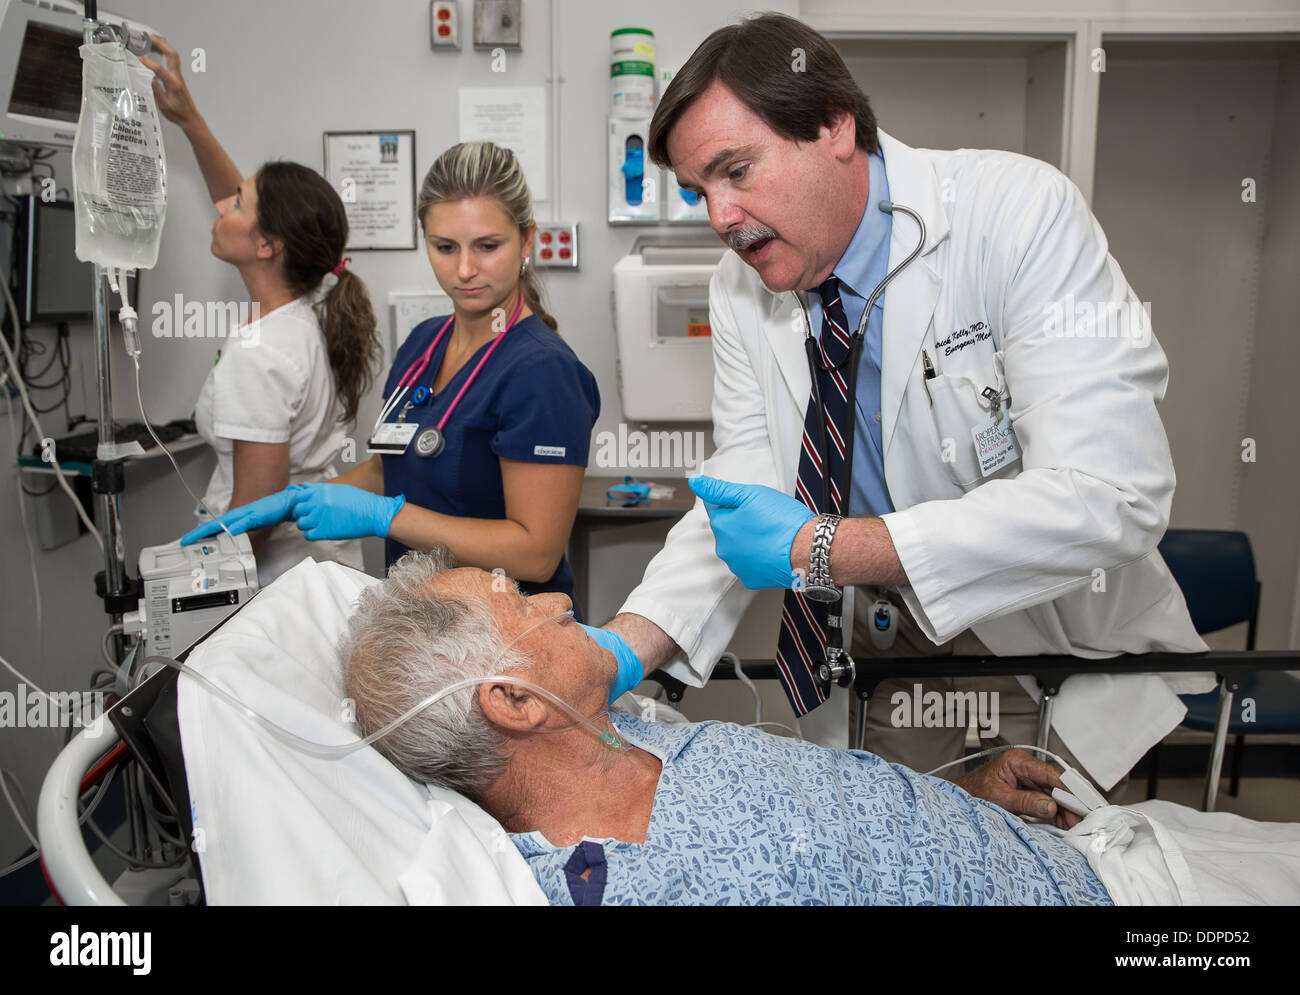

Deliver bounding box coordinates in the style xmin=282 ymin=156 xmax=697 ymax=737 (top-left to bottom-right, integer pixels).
xmin=106 ymin=106 xmax=159 ymax=208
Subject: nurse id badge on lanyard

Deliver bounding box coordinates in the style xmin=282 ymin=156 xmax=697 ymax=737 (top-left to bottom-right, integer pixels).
xmin=368 ymin=293 xmax=525 ymax=457
xmin=368 ymin=421 xmax=419 ymax=454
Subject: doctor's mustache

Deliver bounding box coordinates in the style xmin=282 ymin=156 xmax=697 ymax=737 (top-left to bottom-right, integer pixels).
xmin=728 ymin=224 xmax=779 ymax=252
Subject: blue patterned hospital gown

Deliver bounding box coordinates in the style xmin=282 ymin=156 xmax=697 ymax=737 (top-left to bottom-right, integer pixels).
xmin=509 ymin=712 xmax=1113 ymax=906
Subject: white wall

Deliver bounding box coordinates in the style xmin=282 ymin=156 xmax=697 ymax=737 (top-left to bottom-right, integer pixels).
xmin=839 ymin=41 xmax=1037 ymax=157
xmin=1237 ymin=54 xmax=1300 ymax=651
xmin=1092 ymin=47 xmax=1278 ymax=530
xmin=1089 ymin=42 xmax=1299 ymax=650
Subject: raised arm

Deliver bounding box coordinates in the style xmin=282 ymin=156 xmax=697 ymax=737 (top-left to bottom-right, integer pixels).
xmin=140 ymin=35 xmax=243 ymax=203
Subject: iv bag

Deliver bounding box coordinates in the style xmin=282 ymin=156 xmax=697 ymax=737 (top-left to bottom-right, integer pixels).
xmin=71 ymin=41 xmax=168 ymax=270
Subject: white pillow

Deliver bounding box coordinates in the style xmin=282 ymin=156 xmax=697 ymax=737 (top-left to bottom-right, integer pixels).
xmin=178 ymin=558 xmax=546 ymax=905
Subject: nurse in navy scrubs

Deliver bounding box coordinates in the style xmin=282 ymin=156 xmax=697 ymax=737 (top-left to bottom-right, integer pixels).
xmin=183 ymin=142 xmax=599 ymax=607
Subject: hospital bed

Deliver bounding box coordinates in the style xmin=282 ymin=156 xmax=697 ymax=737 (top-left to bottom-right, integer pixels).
xmin=36 ymin=558 xmax=1300 ymax=906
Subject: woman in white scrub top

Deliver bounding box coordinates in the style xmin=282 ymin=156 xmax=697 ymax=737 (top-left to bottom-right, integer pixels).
xmin=144 ymin=37 xmax=381 ymax=582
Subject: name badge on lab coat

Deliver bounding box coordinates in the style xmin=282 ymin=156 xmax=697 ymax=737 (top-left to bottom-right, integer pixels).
xmin=368 ymin=422 xmax=419 ymax=455
xmin=971 ymin=411 xmax=1019 ymax=477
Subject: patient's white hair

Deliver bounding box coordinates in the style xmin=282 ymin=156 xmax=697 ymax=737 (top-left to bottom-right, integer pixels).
xmin=340 ymin=548 xmax=526 ymax=801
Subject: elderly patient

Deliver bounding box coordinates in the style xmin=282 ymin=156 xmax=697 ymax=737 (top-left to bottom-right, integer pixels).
xmin=342 ymin=551 xmax=1113 ymax=906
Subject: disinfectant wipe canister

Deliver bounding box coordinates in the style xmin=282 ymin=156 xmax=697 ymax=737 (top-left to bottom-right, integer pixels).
xmin=72 ymin=41 xmax=168 ymax=270
xmin=611 ymin=27 xmax=655 ymax=118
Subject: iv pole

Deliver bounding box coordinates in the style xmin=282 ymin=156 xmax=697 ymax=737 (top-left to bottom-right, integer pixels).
xmin=80 ymin=0 xmax=136 ymax=652
xmin=81 ymin=0 xmax=147 ymax=862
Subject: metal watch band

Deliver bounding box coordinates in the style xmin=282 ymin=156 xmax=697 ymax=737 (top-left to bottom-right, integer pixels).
xmin=804 ymin=513 xmax=842 ymax=601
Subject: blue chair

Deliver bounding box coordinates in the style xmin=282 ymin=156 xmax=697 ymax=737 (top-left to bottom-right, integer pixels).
xmin=1149 ymin=529 xmax=1300 ymax=799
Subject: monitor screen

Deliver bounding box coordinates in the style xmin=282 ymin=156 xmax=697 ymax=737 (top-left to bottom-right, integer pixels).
xmin=7 ymin=21 xmax=82 ymax=125
xmin=16 ymin=197 xmax=139 ymax=324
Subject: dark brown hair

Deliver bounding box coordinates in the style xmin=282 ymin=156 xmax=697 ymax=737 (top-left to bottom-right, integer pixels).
xmin=648 ymin=12 xmax=878 ymax=169
xmin=255 ymin=161 xmax=381 ymax=424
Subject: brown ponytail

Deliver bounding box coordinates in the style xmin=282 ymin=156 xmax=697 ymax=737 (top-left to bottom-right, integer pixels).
xmin=318 ymin=268 xmax=380 ymax=423
xmin=255 ymin=161 xmax=381 ymax=424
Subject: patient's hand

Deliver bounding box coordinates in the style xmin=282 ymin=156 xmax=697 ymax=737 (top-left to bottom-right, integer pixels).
xmin=952 ymin=748 xmax=1082 ymax=830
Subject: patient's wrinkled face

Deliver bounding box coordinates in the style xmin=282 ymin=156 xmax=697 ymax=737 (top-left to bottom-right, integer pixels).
xmin=427 ymin=568 xmax=612 ymax=714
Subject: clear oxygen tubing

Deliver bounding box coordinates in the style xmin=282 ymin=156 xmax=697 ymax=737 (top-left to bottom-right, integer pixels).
xmin=145 ymin=609 xmax=629 ymax=759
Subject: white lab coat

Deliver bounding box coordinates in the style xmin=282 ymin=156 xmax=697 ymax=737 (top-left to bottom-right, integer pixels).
xmin=620 ymin=130 xmax=1213 ymax=790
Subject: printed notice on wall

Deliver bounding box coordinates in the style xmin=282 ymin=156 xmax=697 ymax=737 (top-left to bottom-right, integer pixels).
xmin=457 ymin=87 xmax=548 ymax=201
xmin=323 ymin=130 xmax=417 ymax=250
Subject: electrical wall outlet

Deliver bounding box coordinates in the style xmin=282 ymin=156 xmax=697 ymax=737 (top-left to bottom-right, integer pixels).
xmin=430 ymin=1 xmax=460 ymax=49
xmin=474 ymin=0 xmax=521 ymax=50
xmin=533 ymin=222 xmax=578 ymax=269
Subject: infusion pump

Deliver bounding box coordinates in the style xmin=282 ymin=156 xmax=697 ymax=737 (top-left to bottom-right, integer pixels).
xmin=123 ymin=532 xmax=259 ymax=658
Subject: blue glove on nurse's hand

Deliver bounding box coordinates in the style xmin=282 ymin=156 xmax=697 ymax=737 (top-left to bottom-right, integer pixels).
xmin=688 ymin=475 xmax=815 ymax=590
xmin=289 ymin=483 xmax=406 ymax=541
xmin=180 ymin=487 xmax=299 ymax=545
xmin=577 ymin=623 xmax=644 ymax=704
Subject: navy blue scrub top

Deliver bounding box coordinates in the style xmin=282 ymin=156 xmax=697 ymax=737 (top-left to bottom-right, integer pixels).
xmin=379 ymin=314 xmax=599 ymax=612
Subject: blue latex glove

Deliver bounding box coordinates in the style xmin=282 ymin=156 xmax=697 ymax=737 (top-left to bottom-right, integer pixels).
xmin=180 ymin=487 xmax=300 ymax=545
xmin=605 ymin=475 xmax=651 ymax=504
xmin=689 ymin=475 xmax=815 ymax=590
xmin=289 ymin=483 xmax=406 ymax=540
xmin=577 ymin=622 xmax=644 ymax=703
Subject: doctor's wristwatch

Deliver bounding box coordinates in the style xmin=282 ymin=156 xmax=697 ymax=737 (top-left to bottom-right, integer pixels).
xmin=801 ymin=513 xmax=843 ymax=603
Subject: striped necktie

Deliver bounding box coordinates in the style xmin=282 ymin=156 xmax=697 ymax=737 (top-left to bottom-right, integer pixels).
xmin=773 ymin=275 xmax=853 ymax=716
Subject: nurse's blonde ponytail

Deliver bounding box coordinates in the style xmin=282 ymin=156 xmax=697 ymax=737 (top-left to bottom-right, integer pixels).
xmin=416 ymin=142 xmax=558 ymax=333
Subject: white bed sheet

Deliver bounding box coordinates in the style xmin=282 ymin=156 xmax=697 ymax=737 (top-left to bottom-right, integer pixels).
xmin=1059 ymin=799 xmax=1300 ymax=905
xmin=177 ymin=558 xmax=546 ymax=905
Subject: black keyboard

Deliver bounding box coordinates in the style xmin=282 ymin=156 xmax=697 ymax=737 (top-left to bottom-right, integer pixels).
xmin=37 ymin=421 xmax=190 ymax=464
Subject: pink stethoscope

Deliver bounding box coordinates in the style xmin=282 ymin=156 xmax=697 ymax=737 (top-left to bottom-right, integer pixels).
xmin=371 ymin=291 xmax=525 ymax=458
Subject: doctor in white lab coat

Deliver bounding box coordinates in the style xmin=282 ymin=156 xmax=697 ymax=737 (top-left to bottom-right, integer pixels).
xmin=594 ymin=14 xmax=1211 ymax=793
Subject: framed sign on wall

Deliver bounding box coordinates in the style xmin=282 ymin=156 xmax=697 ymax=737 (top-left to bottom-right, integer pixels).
xmin=323 ymin=129 xmax=417 ymax=250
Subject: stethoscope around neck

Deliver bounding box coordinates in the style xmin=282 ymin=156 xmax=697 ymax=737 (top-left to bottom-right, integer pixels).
xmin=371 ymin=291 xmax=525 ymax=459
xmin=796 ymin=200 xmax=926 ymax=693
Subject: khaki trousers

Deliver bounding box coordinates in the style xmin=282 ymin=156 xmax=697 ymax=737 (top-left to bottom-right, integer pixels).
xmin=846 ymin=585 xmax=1127 ymax=799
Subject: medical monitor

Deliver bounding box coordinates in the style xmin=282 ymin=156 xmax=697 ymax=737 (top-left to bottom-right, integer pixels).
xmin=0 ymin=0 xmax=158 ymax=150
xmin=11 ymin=194 xmax=140 ymax=324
